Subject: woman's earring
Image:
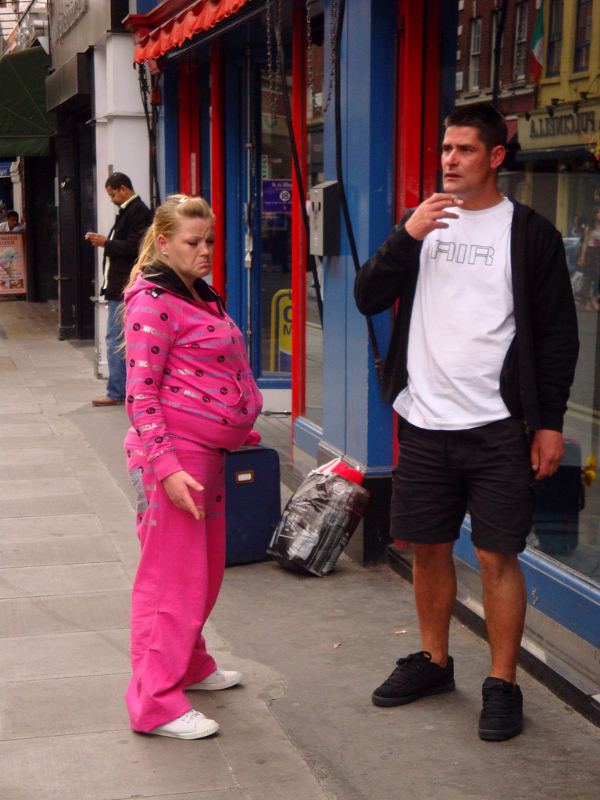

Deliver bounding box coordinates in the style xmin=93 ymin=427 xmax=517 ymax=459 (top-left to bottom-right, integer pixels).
xmin=162 ymin=251 xmax=168 ymax=256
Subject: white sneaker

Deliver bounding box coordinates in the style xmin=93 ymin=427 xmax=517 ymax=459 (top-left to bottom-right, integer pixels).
xmin=148 ymin=709 xmax=219 ymax=740
xmin=187 ymin=668 xmax=242 ymax=691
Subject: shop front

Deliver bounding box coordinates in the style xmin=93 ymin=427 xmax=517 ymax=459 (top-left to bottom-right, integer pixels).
xmin=46 ymin=0 xmax=149 ymax=356
xmin=127 ymin=0 xmax=326 ymax=419
xmin=127 ymin=0 xmax=600 ymax=718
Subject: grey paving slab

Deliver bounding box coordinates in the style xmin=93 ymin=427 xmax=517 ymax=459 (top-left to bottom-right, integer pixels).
xmin=0 ymin=534 xmax=119 ymax=568
xmin=48 ymin=384 xmax=107 ymax=403
xmin=0 ymin=562 xmax=129 ymax=598
xmin=0 ymin=590 xmax=130 ymax=637
xmin=0 ymin=435 xmax=64 ymax=453
xmin=0 ymin=493 xmax=92 ymax=518
xmin=0 ymin=463 xmax=73 ymax=481
xmin=26 ymin=351 xmax=89 ymax=368
xmin=0 ymin=477 xmax=81 ymax=500
xmin=0 ymin=673 xmax=130 ymax=739
xmin=26 ymin=368 xmax=99 ymax=384
xmin=0 ymin=401 xmax=40 ymax=416
xmin=146 ymin=792 xmax=245 ymax=800
xmin=0 ymin=355 xmax=16 ymax=371
xmin=0 ymin=513 xmax=101 ymax=541
xmin=0 ymin=629 xmax=130 ymax=681
xmin=0 ymin=447 xmax=65 ymax=466
xmin=0 ymin=412 xmax=47 ymax=427
xmin=0 ymin=374 xmax=26 ymax=387
xmin=0 ymin=731 xmax=233 ymax=800
xmin=194 ymin=687 xmax=335 ymax=790
xmin=0 ymin=421 xmax=53 ymax=439
xmin=235 ymin=777 xmax=332 ymax=800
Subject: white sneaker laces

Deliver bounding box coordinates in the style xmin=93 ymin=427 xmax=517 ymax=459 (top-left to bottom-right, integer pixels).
xmin=180 ymin=709 xmax=205 ymax=723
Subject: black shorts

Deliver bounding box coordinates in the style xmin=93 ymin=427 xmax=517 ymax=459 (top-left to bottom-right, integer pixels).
xmin=390 ymin=417 xmax=535 ymax=554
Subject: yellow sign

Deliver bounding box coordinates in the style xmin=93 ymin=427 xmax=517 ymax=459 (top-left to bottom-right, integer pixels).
xmin=269 ymin=289 xmax=292 ymax=373
xmin=518 ymin=103 xmax=600 ymax=151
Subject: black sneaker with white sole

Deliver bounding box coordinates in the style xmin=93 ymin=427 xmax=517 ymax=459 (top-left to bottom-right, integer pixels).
xmin=478 ymin=677 xmax=523 ymax=741
xmin=371 ymin=651 xmax=455 ymax=707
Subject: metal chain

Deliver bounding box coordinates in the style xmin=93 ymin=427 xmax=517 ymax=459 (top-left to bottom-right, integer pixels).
xmin=266 ymin=0 xmax=276 ymax=126
xmin=323 ymin=0 xmax=338 ymax=114
xmin=306 ymin=0 xmax=315 ymax=113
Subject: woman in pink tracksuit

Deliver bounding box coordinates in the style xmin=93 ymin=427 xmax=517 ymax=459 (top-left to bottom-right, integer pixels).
xmin=122 ymin=194 xmax=262 ymax=740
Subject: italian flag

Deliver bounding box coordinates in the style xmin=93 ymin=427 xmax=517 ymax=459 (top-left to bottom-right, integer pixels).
xmin=531 ymin=0 xmax=544 ymax=83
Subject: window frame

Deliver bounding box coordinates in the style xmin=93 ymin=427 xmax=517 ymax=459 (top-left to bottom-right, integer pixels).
xmin=512 ymin=0 xmax=529 ymax=83
xmin=489 ymin=9 xmax=504 ymax=90
xmin=469 ymin=16 xmax=482 ymax=91
xmin=574 ymin=0 xmax=592 ymax=73
xmin=546 ymin=0 xmax=563 ymax=78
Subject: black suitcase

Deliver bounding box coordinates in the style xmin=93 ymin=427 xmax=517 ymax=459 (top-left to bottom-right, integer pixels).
xmin=532 ymin=440 xmax=581 ymax=556
xmin=225 ymin=446 xmax=281 ymax=565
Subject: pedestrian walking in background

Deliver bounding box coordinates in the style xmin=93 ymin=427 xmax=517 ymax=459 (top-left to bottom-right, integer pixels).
xmin=355 ymin=103 xmax=579 ymax=741
xmin=577 ymin=205 xmax=600 ymax=311
xmin=123 ymin=194 xmax=263 ymax=740
xmin=86 ymin=172 xmax=152 ymax=407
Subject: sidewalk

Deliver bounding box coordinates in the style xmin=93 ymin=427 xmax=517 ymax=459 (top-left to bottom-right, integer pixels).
xmin=0 ymin=299 xmax=599 ymax=800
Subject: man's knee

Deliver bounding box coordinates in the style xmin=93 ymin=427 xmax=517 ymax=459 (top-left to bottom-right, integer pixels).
xmin=474 ymin=547 xmax=520 ymax=581
xmin=412 ymin=541 xmax=455 ymax=569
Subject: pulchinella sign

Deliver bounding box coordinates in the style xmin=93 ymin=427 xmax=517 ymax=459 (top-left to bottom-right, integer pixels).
xmin=530 ymin=111 xmax=596 ymax=138
xmin=55 ymin=0 xmax=88 ymax=41
xmin=518 ymin=104 xmax=600 ymax=151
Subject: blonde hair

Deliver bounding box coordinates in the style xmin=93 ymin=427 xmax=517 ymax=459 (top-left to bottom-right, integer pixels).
xmin=125 ymin=194 xmax=215 ymax=290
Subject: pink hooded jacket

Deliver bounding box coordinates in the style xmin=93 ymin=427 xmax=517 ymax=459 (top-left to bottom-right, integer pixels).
xmin=124 ymin=265 xmax=263 ymax=481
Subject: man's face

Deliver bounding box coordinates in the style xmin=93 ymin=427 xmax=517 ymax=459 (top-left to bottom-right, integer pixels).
xmin=6 ymin=216 xmax=17 ymax=230
xmin=441 ymin=126 xmax=505 ymax=201
xmin=106 ymin=185 xmax=130 ymax=206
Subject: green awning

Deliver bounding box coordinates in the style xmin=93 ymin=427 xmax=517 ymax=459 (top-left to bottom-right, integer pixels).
xmin=0 ymin=46 xmax=55 ymax=158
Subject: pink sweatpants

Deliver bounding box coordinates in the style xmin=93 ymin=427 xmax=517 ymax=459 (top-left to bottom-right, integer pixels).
xmin=124 ymin=435 xmax=226 ymax=732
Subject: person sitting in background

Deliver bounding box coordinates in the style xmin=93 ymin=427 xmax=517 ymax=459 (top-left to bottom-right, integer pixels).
xmin=0 ymin=210 xmax=24 ymax=232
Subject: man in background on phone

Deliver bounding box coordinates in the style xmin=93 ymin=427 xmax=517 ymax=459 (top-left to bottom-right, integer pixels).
xmin=86 ymin=173 xmax=152 ymax=407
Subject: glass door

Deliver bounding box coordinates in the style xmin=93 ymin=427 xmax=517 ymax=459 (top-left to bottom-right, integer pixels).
xmin=256 ymin=65 xmax=293 ymax=382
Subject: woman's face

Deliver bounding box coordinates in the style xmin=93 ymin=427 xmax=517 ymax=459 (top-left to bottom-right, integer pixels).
xmin=158 ymin=216 xmax=214 ymax=288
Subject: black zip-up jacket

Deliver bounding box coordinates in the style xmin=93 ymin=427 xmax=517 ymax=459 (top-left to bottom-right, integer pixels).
xmin=354 ymin=200 xmax=579 ymax=432
xmin=101 ymin=196 xmax=153 ymax=301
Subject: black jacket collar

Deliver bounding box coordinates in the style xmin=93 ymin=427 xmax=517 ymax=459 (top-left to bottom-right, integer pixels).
xmin=142 ymin=262 xmax=225 ymax=316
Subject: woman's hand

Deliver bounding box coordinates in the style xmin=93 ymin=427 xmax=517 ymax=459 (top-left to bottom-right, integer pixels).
xmin=162 ymin=471 xmax=205 ymax=519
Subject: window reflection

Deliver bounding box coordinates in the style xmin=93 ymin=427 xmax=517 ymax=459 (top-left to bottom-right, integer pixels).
xmin=455 ymin=0 xmax=600 ymax=585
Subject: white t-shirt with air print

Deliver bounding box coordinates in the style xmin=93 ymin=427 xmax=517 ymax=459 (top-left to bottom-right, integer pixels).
xmin=394 ymin=197 xmax=515 ymax=430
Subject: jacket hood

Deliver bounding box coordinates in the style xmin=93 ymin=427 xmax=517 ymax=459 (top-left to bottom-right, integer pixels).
xmin=124 ymin=262 xmax=225 ymax=316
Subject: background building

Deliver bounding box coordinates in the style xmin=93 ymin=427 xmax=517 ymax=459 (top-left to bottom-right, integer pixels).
xmin=46 ymin=0 xmax=150 ymax=375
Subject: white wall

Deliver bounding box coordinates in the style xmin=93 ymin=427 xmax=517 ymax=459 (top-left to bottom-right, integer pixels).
xmin=93 ymin=32 xmax=150 ymax=378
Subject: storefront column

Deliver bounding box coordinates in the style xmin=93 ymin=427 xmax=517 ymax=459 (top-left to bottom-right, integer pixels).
xmin=291 ymin=1 xmax=307 ymax=423
xmin=93 ymin=33 xmax=149 ymax=375
xmin=210 ymin=44 xmax=226 ymax=297
xmin=316 ymin=0 xmax=397 ymax=563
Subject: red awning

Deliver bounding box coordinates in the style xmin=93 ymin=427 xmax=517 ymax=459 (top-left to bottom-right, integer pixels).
xmin=125 ymin=0 xmax=251 ymax=64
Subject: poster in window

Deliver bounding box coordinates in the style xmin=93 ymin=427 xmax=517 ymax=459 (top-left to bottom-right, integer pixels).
xmin=0 ymin=232 xmax=26 ymax=296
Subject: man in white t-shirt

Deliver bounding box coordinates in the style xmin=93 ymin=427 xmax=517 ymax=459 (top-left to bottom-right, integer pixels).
xmin=355 ymin=103 xmax=579 ymax=741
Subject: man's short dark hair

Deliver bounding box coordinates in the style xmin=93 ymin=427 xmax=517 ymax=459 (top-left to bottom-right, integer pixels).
xmin=6 ymin=210 xmax=18 ymax=221
xmin=445 ymin=103 xmax=508 ymax=150
xmin=105 ymin=172 xmax=133 ymax=191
